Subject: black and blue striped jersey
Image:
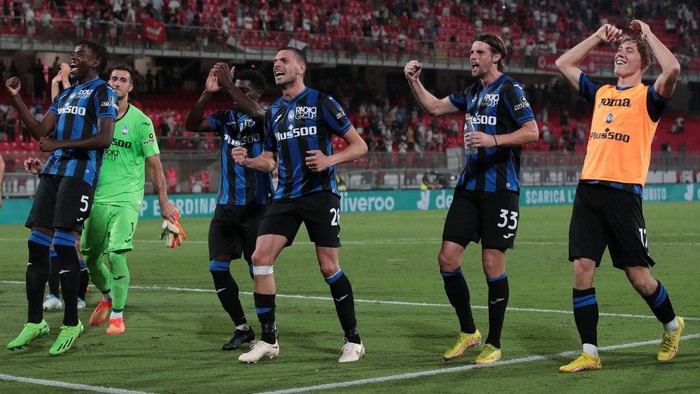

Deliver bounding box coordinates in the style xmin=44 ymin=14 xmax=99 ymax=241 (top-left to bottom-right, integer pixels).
xmin=208 ymin=109 xmax=272 ymax=205
xmin=264 ymin=87 xmax=352 ymax=199
xmin=42 ymin=77 xmax=117 ymax=187
xmin=449 ymin=74 xmax=535 ymax=193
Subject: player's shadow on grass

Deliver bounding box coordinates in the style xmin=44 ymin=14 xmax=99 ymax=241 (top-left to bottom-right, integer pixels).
xmin=603 ymin=348 xmax=700 ymax=369
xmin=509 ymin=319 xmax=579 ymax=367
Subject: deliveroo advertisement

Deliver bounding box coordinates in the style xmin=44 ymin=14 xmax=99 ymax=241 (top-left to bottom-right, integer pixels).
xmin=1 ymin=184 xmax=699 ymax=224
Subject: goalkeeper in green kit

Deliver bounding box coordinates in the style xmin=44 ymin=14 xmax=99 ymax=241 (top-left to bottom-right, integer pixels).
xmin=81 ymin=64 xmax=181 ymax=334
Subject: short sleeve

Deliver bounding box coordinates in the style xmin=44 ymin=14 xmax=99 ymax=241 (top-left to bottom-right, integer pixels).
xmin=320 ymin=95 xmax=352 ymax=136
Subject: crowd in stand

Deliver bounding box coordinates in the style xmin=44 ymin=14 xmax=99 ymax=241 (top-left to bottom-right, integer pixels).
xmin=1 ymin=1 xmax=699 ymax=63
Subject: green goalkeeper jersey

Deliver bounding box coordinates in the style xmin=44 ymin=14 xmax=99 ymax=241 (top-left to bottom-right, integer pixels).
xmin=95 ymin=104 xmax=160 ymax=210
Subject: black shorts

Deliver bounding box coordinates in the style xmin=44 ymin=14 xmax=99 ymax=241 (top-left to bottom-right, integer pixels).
xmin=443 ymin=189 xmax=520 ymax=249
xmin=568 ymin=183 xmax=655 ymax=269
xmin=258 ymin=191 xmax=341 ymax=247
xmin=25 ymin=175 xmax=95 ymax=233
xmin=208 ymin=204 xmax=267 ymax=262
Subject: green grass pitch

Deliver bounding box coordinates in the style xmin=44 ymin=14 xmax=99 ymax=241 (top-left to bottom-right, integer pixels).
xmin=0 ymin=202 xmax=698 ymax=393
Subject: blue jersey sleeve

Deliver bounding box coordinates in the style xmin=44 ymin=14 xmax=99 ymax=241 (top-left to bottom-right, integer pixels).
xmin=502 ymin=81 xmax=535 ymax=125
xmin=578 ymin=73 xmax=604 ymax=102
xmin=263 ymin=108 xmax=278 ymax=152
xmin=448 ymin=89 xmax=470 ymax=112
xmin=207 ymin=110 xmax=227 ymax=133
xmin=48 ymin=89 xmax=67 ymax=115
xmin=94 ymin=85 xmax=118 ymax=120
xmin=320 ymin=95 xmax=352 ymax=136
xmin=647 ymin=85 xmax=669 ymax=123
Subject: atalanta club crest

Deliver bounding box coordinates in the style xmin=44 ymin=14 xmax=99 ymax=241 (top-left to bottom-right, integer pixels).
xmin=121 ymin=125 xmax=129 ymax=135
xmin=605 ymin=113 xmax=613 ymax=123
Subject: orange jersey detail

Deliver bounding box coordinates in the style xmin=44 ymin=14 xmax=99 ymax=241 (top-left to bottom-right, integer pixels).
xmin=581 ymin=84 xmax=657 ymax=186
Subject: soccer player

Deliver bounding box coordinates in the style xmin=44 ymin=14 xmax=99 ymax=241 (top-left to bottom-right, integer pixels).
xmin=21 ymin=157 xmax=90 ymax=312
xmin=404 ymin=33 xmax=539 ymax=364
xmin=556 ymin=21 xmax=684 ymax=372
xmin=82 ymin=63 xmax=178 ymax=335
xmin=185 ymin=63 xmax=272 ymax=351
xmin=233 ymin=47 xmax=368 ymax=363
xmin=6 ymin=40 xmax=117 ymax=355
xmin=42 ymin=59 xmax=89 ymax=309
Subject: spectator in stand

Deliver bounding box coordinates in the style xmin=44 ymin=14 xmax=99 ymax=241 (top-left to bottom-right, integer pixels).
xmin=33 ymin=59 xmax=46 ymax=103
xmin=541 ymin=123 xmax=553 ymax=143
xmin=671 ymin=115 xmax=684 ymax=134
xmin=190 ymin=172 xmax=203 ymax=193
xmin=39 ymin=7 xmax=53 ymax=38
xmin=421 ymin=171 xmax=440 ymax=190
xmin=24 ymin=4 xmax=36 ymax=39
xmin=166 ymin=166 xmax=178 ymax=193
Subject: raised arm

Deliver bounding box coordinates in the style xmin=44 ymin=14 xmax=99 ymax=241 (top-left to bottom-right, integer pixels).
xmin=404 ymin=60 xmax=460 ymax=117
xmin=185 ymin=68 xmax=218 ymax=133
xmin=630 ymin=20 xmax=681 ymax=98
xmin=51 ymin=63 xmax=71 ymax=102
xmin=5 ymin=77 xmax=57 ymax=140
xmin=555 ymin=24 xmax=623 ymax=90
xmin=214 ymin=63 xmax=265 ymax=120
xmin=146 ymin=154 xmax=178 ymax=222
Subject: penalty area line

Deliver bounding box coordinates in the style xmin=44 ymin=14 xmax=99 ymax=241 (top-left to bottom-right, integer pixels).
xmin=0 ymin=374 xmax=152 ymax=394
xmin=256 ymin=334 xmax=700 ymax=394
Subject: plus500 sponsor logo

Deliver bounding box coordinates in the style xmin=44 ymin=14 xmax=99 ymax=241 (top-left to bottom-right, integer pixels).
xmin=225 ymin=133 xmax=260 ymax=146
xmin=470 ymin=115 xmax=497 ymax=126
xmin=58 ymin=105 xmax=86 ymax=116
xmin=276 ymin=126 xmax=317 ymax=141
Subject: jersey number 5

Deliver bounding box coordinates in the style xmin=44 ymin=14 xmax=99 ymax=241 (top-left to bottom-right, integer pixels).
xmin=80 ymin=195 xmax=90 ymax=212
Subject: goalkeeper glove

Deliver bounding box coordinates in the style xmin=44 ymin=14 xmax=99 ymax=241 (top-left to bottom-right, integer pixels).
xmin=160 ymin=210 xmax=187 ymax=248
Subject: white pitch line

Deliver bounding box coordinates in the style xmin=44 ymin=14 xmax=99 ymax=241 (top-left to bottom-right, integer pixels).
xmin=255 ymin=334 xmax=700 ymax=394
xmin=1 ymin=280 xmax=698 ymax=321
xmin=1 ymin=237 xmax=699 ymax=246
xmin=0 ymin=374 xmax=152 ymax=394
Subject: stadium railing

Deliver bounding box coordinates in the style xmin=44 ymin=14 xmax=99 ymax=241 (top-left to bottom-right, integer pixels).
xmin=3 ymin=151 xmax=698 ymax=198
